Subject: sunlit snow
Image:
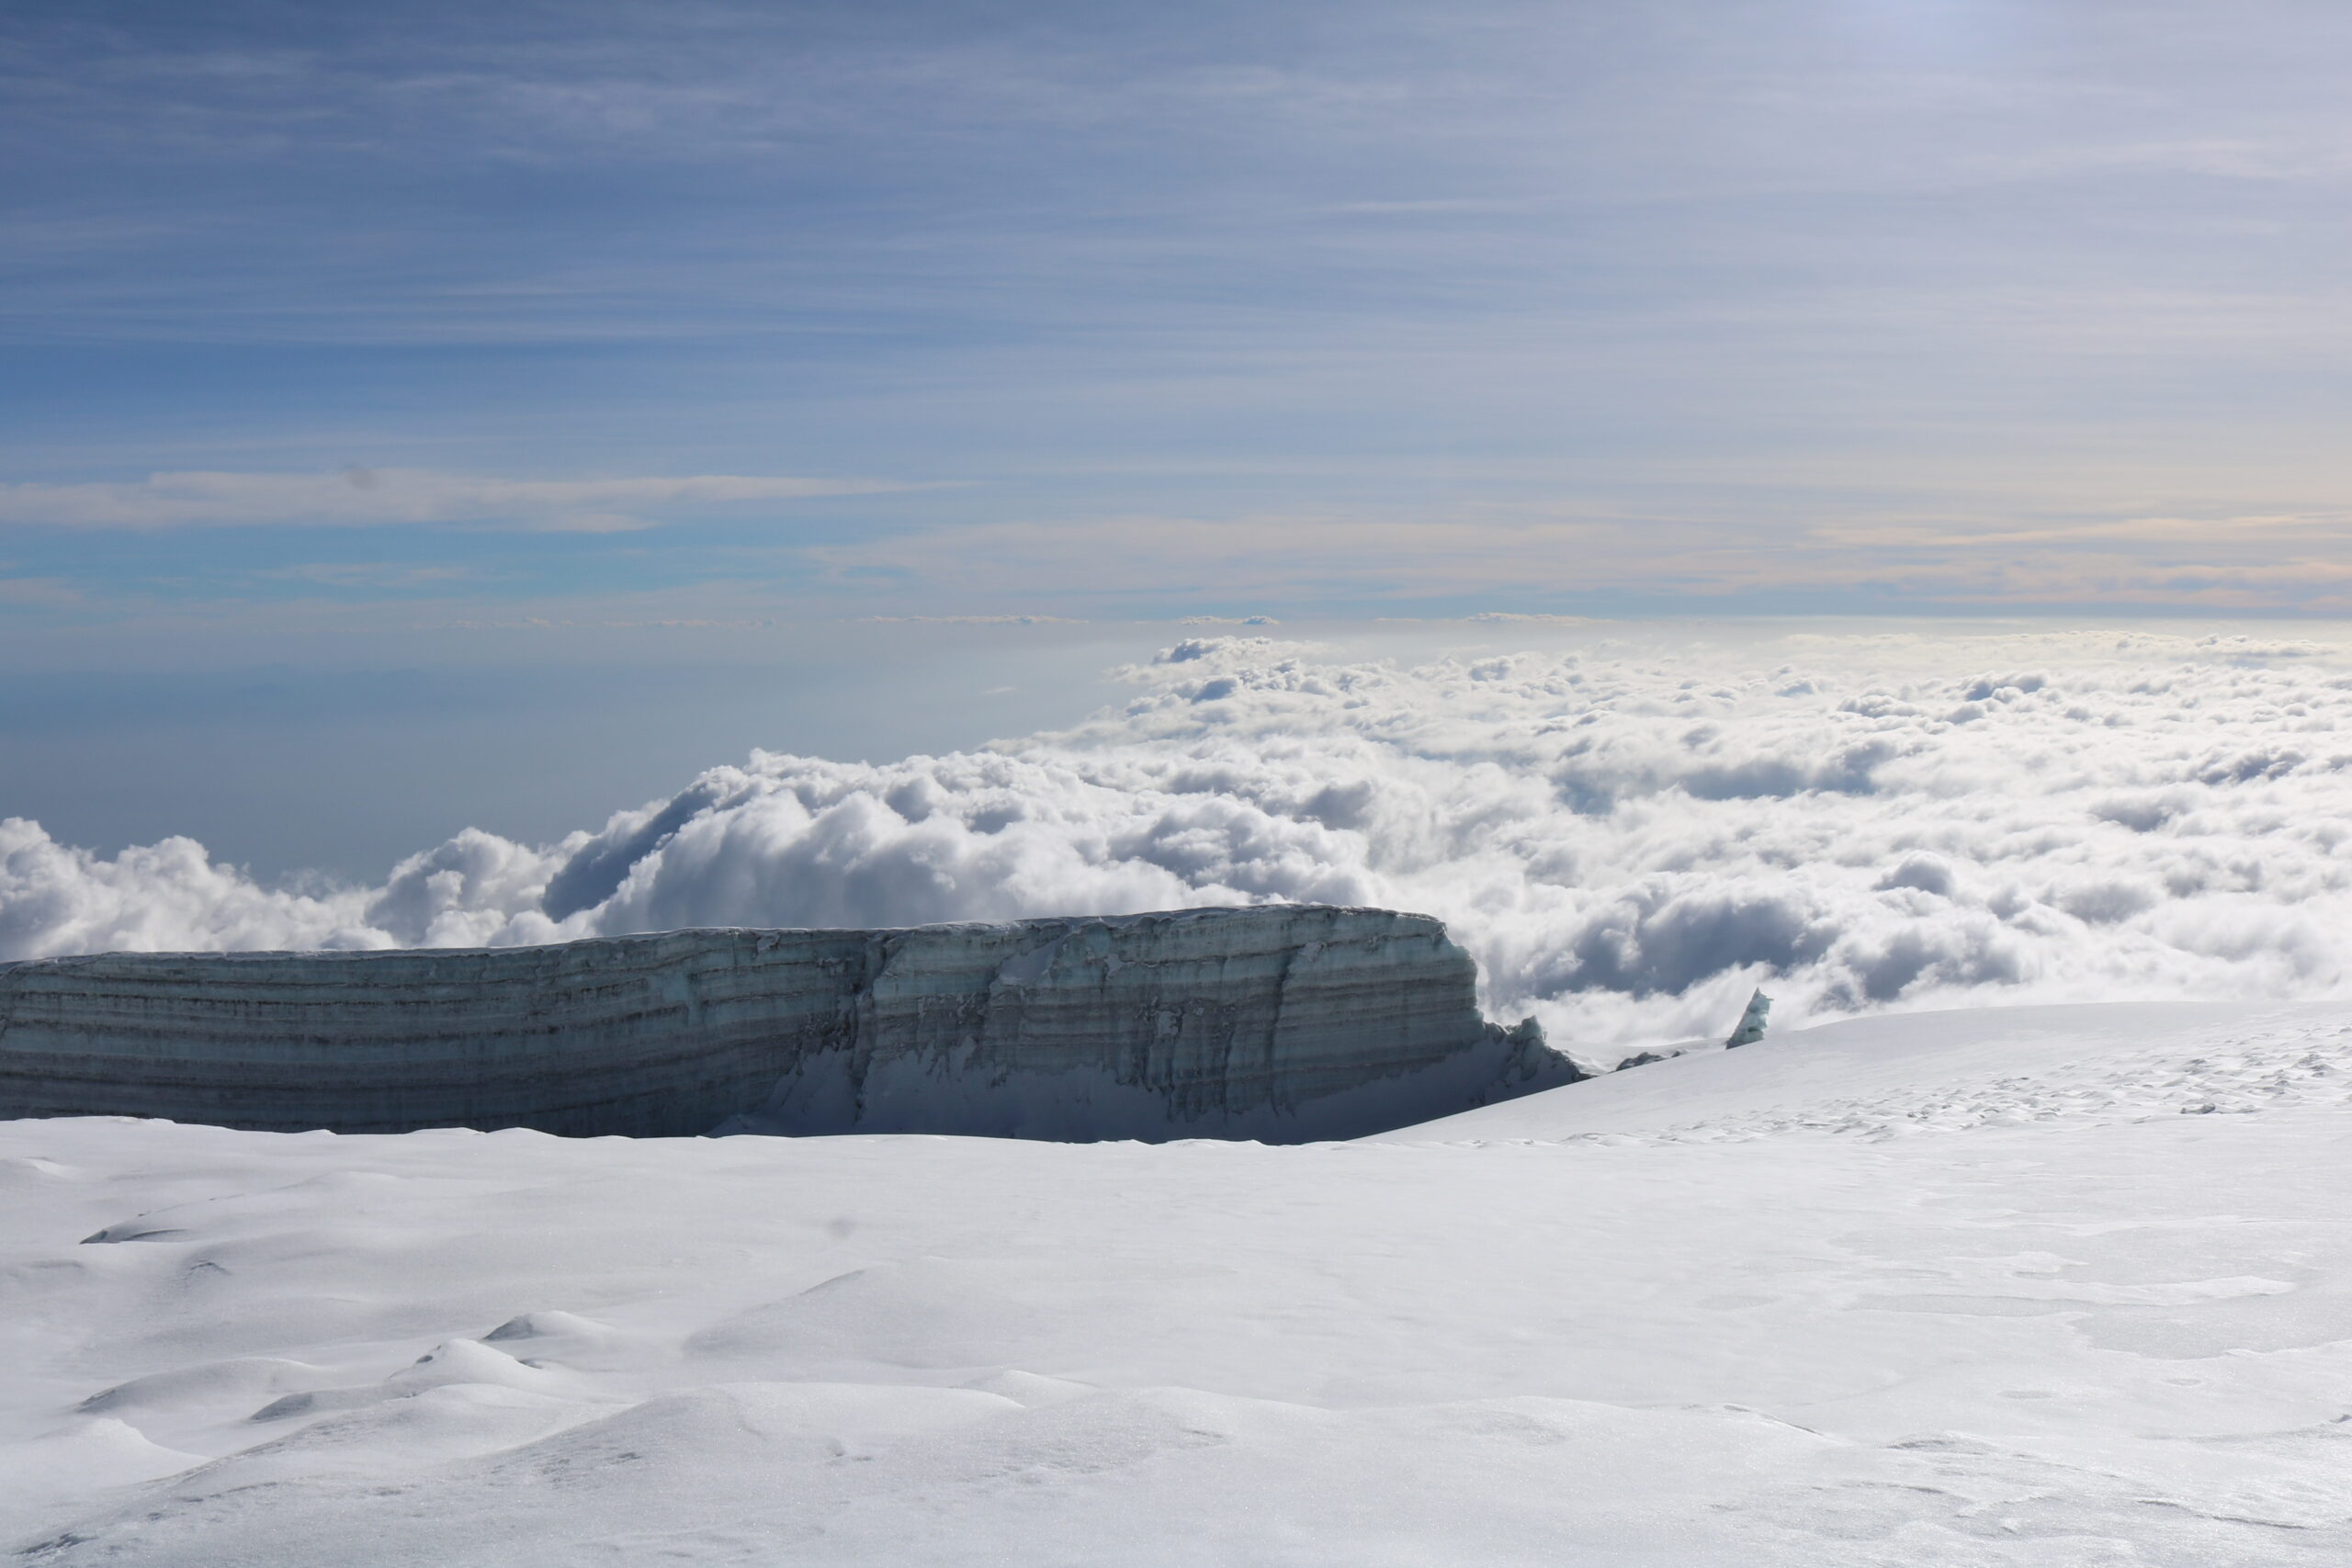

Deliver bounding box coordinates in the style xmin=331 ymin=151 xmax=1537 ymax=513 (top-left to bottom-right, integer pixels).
xmin=6 ymin=1002 xmax=2351 ymax=1563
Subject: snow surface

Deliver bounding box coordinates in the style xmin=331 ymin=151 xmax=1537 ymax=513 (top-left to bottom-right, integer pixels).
xmin=7 ymin=1001 xmax=2352 ymax=1564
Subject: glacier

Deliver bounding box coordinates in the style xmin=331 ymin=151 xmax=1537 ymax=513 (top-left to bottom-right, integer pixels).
xmin=0 ymin=905 xmax=1573 ymax=1142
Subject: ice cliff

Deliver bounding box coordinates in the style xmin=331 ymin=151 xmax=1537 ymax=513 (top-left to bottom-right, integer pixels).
xmin=0 ymin=906 xmax=1575 ymax=1142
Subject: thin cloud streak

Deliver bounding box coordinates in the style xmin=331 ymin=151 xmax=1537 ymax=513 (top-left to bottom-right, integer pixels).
xmin=0 ymin=468 xmax=928 ymax=532
xmin=799 ymin=507 xmax=2352 ymax=614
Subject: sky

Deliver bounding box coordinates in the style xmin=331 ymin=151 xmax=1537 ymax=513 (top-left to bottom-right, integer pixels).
xmin=7 ymin=0 xmax=2352 ymax=638
xmin=6 ymin=3 xmax=2352 ymax=931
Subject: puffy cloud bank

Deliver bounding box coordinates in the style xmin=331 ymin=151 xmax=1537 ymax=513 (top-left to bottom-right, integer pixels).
xmin=9 ymin=628 xmax=2352 ymax=1062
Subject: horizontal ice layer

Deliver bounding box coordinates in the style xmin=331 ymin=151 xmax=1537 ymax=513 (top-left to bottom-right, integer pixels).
xmin=0 ymin=905 xmax=1572 ymax=1141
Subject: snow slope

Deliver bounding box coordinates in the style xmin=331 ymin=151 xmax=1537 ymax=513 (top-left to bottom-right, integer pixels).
xmin=6 ymin=1001 xmax=2352 ymax=1564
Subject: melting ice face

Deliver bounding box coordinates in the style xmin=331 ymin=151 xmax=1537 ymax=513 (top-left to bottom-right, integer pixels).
xmin=7 ymin=626 xmax=2352 ymax=1060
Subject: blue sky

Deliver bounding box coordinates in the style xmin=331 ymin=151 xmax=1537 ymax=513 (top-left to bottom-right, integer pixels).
xmin=7 ymin=0 xmax=2352 ymax=634
xmin=8 ymin=2 xmax=2352 ymax=876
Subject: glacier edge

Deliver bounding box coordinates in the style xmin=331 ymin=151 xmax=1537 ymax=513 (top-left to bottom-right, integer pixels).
xmin=0 ymin=905 xmax=1579 ymax=1142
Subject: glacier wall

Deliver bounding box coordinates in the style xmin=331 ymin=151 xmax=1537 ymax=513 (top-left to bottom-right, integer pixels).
xmin=0 ymin=906 xmax=1575 ymax=1142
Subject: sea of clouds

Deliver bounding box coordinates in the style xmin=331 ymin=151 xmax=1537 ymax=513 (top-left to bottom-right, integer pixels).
xmin=7 ymin=627 xmax=2352 ymax=1063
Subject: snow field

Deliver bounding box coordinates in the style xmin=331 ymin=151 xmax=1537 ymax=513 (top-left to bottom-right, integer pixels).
xmin=6 ymin=1001 xmax=2352 ymax=1563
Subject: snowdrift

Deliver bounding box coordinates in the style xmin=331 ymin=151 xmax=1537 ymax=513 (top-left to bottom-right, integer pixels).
xmin=7 ymin=1000 xmax=2352 ymax=1562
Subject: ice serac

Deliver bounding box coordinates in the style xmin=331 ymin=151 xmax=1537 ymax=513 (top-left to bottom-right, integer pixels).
xmin=0 ymin=906 xmax=1576 ymax=1142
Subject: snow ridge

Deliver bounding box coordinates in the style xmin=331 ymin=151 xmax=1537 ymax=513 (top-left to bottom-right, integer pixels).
xmin=1556 ymin=1027 xmax=2352 ymax=1147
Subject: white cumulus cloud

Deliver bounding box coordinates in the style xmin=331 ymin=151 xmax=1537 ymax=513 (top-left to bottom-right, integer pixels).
xmin=10 ymin=627 xmax=2352 ymax=1064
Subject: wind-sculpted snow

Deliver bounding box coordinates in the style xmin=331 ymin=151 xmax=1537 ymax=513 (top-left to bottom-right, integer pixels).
xmin=9 ymin=1003 xmax=2352 ymax=1563
xmin=8 ymin=625 xmax=2352 ymax=1061
xmin=0 ymin=908 xmax=1565 ymax=1141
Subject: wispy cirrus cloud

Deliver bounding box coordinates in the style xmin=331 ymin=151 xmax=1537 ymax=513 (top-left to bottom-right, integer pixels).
xmin=0 ymin=574 xmax=82 ymax=606
xmin=265 ymin=562 xmax=477 ymax=590
xmin=797 ymin=504 xmax=2352 ymax=613
xmin=0 ymin=468 xmax=926 ymax=533
xmin=11 ymin=4 xmax=2352 ymax=622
